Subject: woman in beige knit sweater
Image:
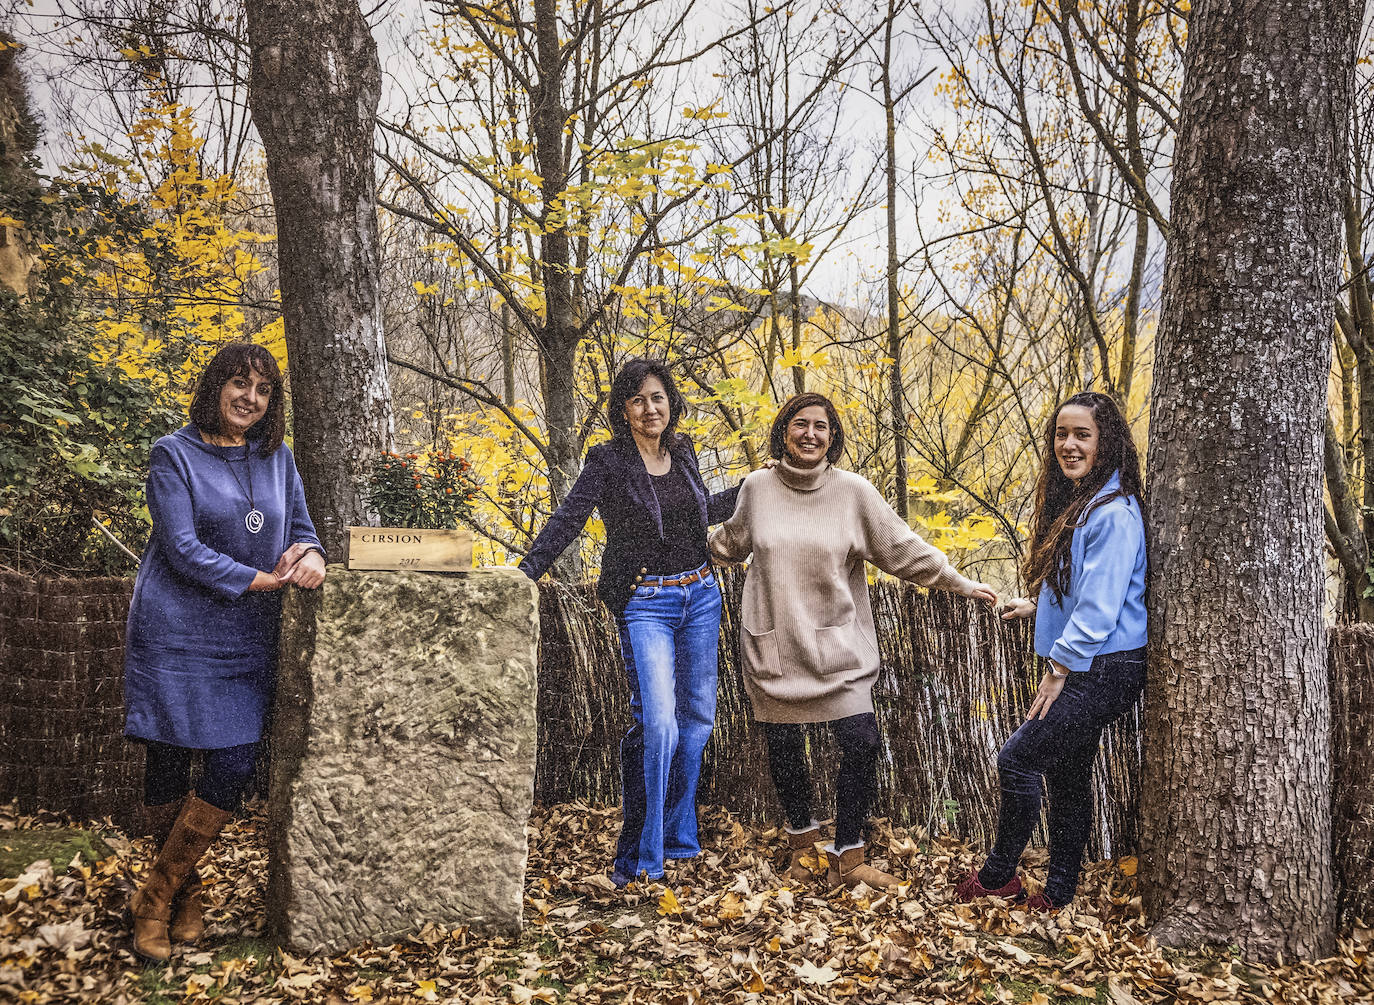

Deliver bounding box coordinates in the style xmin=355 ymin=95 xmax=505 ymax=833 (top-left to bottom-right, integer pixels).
xmin=710 ymin=392 xmax=997 ymax=890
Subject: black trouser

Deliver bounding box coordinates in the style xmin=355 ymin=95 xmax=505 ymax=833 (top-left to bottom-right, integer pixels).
xmin=763 ymin=712 xmax=880 ymax=849
xmin=979 ymin=647 xmax=1146 ymax=905
xmin=142 ymin=740 xmax=259 ymax=812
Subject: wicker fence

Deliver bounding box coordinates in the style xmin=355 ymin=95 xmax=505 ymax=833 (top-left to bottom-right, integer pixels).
xmin=1331 ymin=625 xmax=1374 ymax=925
xmin=0 ymin=570 xmax=142 ymax=828
xmin=0 ymin=568 xmax=1367 ymax=920
xmin=537 ymin=569 xmax=1137 ymax=859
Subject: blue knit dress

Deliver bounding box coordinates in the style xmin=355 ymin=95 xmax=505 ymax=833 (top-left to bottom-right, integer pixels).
xmin=124 ymin=424 xmax=322 ymax=749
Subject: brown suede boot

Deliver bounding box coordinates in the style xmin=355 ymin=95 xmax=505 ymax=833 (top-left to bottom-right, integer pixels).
xmin=826 ymin=844 xmax=901 ymax=892
xmin=168 ymin=870 xmax=206 ymax=944
xmin=130 ymin=796 xmax=230 ymax=961
xmin=142 ymin=797 xmax=206 ymax=945
xmin=784 ymin=827 xmax=823 ymax=884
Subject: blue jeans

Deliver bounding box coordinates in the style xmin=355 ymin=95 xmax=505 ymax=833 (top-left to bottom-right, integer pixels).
xmin=980 ymin=647 xmax=1145 ymax=906
xmin=612 ymin=570 xmax=722 ymax=881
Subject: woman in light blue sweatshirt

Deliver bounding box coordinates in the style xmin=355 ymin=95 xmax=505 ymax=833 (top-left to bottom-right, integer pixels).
xmin=956 ymin=391 xmax=1146 ymax=911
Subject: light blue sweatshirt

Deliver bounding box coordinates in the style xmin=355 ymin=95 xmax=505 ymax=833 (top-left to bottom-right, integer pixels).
xmin=1034 ymin=470 xmax=1147 ymax=672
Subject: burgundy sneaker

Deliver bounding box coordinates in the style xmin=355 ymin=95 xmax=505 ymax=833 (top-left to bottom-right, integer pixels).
xmin=954 ymin=869 xmax=1024 ymax=902
xmin=1025 ymin=893 xmax=1061 ymax=913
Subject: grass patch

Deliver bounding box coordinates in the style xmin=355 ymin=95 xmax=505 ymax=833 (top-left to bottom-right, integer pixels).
xmin=134 ymin=936 xmax=275 ymax=1004
xmin=998 ymin=976 xmax=1104 ymax=1002
xmin=0 ymin=826 xmax=113 ymax=878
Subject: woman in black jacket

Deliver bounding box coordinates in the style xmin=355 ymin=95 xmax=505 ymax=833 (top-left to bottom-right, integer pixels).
xmin=520 ymin=358 xmax=737 ymax=886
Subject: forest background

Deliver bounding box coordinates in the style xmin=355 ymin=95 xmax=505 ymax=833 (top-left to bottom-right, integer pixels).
xmin=4 ymin=0 xmax=1373 ymax=616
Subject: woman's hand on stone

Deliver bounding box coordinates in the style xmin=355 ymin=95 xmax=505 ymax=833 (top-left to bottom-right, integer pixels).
xmin=999 ymin=596 xmax=1036 ymax=620
xmin=272 ymin=543 xmax=307 ymax=585
xmin=1027 ymin=665 xmax=1068 ymax=721
xmin=248 ymin=544 xmax=307 ymax=591
xmin=291 ymin=549 xmax=326 ymax=589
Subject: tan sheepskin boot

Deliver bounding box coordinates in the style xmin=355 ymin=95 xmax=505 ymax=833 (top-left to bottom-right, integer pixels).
xmin=784 ymin=826 xmax=823 ymax=884
xmin=826 ymin=844 xmax=901 ymax=892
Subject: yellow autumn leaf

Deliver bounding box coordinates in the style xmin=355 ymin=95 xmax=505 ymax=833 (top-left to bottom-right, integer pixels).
xmin=413 ymin=978 xmax=438 ymax=999
xmin=658 ymin=887 xmax=681 ymax=915
xmin=1118 ymin=856 xmax=1138 ymax=876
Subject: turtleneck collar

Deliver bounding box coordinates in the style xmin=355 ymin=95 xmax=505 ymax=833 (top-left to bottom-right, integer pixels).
xmin=776 ymin=455 xmax=832 ymax=491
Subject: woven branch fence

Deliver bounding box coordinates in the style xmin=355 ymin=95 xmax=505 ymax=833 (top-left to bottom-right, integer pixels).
xmin=0 ymin=568 xmax=1368 ymax=921
xmin=0 ymin=570 xmax=143 ymax=828
xmin=536 ymin=568 xmax=1138 ymax=861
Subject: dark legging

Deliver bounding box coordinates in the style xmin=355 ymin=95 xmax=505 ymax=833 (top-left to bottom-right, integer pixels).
xmin=143 ymin=741 xmax=259 ymax=812
xmin=764 ymin=713 xmax=880 ymax=849
xmin=978 ymin=647 xmax=1145 ymax=905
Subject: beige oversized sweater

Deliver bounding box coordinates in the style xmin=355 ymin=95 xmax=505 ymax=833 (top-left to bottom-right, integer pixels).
xmin=709 ymin=458 xmax=977 ymax=723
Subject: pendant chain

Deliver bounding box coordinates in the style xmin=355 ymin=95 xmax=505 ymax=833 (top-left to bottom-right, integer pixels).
xmin=221 ymin=447 xmax=265 ymax=534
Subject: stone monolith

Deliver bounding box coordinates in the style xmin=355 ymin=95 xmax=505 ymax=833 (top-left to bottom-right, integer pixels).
xmin=267 ymin=567 xmax=538 ymax=953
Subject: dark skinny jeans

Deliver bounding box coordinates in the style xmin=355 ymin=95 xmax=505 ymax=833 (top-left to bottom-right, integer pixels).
xmin=764 ymin=712 xmax=880 ymax=849
xmin=979 ymin=647 xmax=1146 ymax=906
xmin=143 ymin=740 xmax=259 ymax=812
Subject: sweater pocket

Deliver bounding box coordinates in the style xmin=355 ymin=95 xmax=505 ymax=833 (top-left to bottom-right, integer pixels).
xmin=741 ymin=625 xmax=783 ymax=679
xmin=815 ymin=619 xmax=871 ymax=674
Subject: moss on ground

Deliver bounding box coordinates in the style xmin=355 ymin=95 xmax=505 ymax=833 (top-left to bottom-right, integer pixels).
xmin=0 ymin=827 xmax=113 ymax=878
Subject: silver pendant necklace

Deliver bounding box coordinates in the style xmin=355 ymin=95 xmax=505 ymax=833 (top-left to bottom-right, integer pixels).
xmin=222 ymin=447 xmax=264 ymax=534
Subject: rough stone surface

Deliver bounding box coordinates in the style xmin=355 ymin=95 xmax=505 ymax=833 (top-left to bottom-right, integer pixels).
xmin=268 ymin=568 xmax=538 ymax=953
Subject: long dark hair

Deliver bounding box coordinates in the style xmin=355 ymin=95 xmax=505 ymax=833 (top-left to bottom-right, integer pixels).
xmin=769 ymin=392 xmax=846 ymax=464
xmin=1023 ymin=391 xmax=1142 ymax=602
xmin=607 ymin=358 xmax=685 ymax=449
xmin=188 ymin=342 xmax=286 ymax=455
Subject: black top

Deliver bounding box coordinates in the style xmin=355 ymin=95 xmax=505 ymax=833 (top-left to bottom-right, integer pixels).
xmin=647 ymin=462 xmax=710 ymax=574
xmin=518 ymin=435 xmax=740 ymax=613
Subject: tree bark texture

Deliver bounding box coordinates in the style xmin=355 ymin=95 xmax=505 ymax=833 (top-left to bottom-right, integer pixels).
xmin=531 ymin=0 xmax=581 ymax=516
xmin=1142 ymin=0 xmax=1356 ymax=961
xmin=245 ymin=0 xmax=394 ymax=560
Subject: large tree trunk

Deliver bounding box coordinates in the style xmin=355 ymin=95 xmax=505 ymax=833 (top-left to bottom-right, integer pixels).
xmin=245 ymin=0 xmax=394 ymax=560
xmin=1142 ymin=0 xmax=1356 ymax=961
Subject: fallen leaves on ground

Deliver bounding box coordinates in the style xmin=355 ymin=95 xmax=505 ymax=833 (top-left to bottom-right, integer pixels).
xmin=1 ymin=800 xmax=1371 ymax=1003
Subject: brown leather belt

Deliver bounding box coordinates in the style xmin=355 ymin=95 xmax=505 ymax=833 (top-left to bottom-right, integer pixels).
xmin=636 ymin=562 xmax=712 ymax=588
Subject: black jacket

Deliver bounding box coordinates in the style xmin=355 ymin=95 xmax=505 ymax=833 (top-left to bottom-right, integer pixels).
xmin=518 ymin=435 xmax=740 ymax=613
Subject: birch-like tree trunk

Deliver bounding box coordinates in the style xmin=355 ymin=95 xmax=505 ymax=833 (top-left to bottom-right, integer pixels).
xmin=1142 ymin=0 xmax=1357 ymax=961
xmin=244 ymin=0 xmax=393 ymax=560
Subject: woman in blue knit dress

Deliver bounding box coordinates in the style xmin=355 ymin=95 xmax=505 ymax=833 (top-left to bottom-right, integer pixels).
xmin=124 ymin=342 xmax=325 ymax=960
xmin=956 ymin=391 xmax=1146 ymax=912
